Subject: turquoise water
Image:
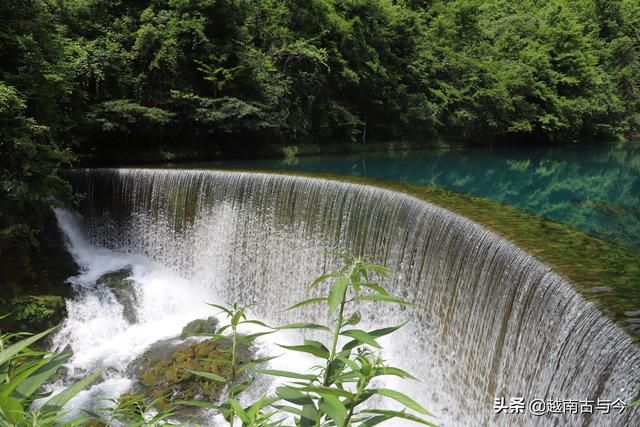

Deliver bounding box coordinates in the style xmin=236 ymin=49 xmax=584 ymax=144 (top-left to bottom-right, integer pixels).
xmin=188 ymin=141 xmax=640 ymax=250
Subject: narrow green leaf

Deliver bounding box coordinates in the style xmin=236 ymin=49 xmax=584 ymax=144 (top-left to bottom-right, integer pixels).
xmin=0 ymin=395 xmax=24 ymax=425
xmin=239 ymin=320 xmax=273 ymax=329
xmin=41 ymin=370 xmax=102 ymax=414
xmin=238 ymin=355 xmax=279 ymax=372
xmin=186 ymin=369 xmax=227 ymax=383
xmin=254 ymin=369 xmax=317 ymax=381
xmin=176 ymin=400 xmax=218 ymax=409
xmin=361 ymin=409 xmax=437 ymax=426
xmin=328 ymin=277 xmax=349 ymax=314
xmin=300 ymin=402 xmax=319 ymax=426
xmin=278 ymin=340 xmax=330 ymax=359
xmin=370 ymin=389 xmax=432 ymax=415
xmin=319 ymin=393 xmax=347 ymax=427
xmin=345 ymin=311 xmax=361 ymax=326
xmin=353 ymin=295 xmax=412 ymax=305
xmin=285 ymin=297 xmax=328 ymax=311
xmin=358 ymin=415 xmax=393 ymax=426
xmin=276 ymin=323 xmax=331 ymax=332
xmin=361 ymin=264 xmax=390 ymax=276
xmin=309 ymin=273 xmax=335 ymax=288
xmin=238 ymin=331 xmax=274 ymax=344
xmin=0 ymin=327 xmax=56 ymax=367
xmin=228 ymin=398 xmax=249 ymax=423
xmin=14 ymin=353 xmax=71 ymax=399
xmin=231 ymin=377 xmax=254 ymax=395
xmin=275 ymin=387 xmax=315 ymax=406
xmin=295 ymin=386 xmax=354 ymax=399
xmin=231 ymin=310 xmax=244 ymax=327
xmin=369 ymin=322 xmax=408 ymax=338
xmin=272 ymin=404 xmax=305 ymax=416
xmin=207 ymin=303 xmax=232 ymax=316
xmin=372 ymin=366 xmax=418 ymax=380
xmin=360 ymin=283 xmax=390 ymax=296
xmin=340 ymin=329 xmax=382 ymax=348
xmin=247 ymin=396 xmax=279 ymax=420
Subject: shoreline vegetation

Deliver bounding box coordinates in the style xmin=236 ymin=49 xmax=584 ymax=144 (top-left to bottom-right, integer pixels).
xmin=2 ymin=0 xmax=639 ymax=322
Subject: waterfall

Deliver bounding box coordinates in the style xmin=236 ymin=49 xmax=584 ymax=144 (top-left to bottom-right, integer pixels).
xmin=55 ymin=168 xmax=640 ymax=426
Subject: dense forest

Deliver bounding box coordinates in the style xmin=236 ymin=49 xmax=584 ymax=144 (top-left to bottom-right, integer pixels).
xmin=1 ymin=0 xmax=640 ymax=297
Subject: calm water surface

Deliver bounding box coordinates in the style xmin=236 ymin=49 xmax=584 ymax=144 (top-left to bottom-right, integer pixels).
xmin=177 ymin=141 xmax=640 ymax=250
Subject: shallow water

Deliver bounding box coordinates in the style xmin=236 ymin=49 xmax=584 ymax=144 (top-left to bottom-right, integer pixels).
xmin=196 ymin=141 xmax=640 ymax=250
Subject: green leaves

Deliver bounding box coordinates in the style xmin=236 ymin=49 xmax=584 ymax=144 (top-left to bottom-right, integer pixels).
xmin=0 ymin=327 xmax=102 ymax=425
xmin=286 ymin=297 xmax=328 ymax=311
xmin=278 ymin=340 xmax=330 ymax=359
xmin=0 ymin=253 xmax=435 ymax=426
xmin=318 ymin=393 xmax=347 ymax=426
xmin=186 ymin=369 xmax=227 ymax=383
xmin=360 ymin=409 xmax=438 ymax=426
xmin=0 ymin=327 xmax=56 ymax=367
xmin=340 ymin=330 xmax=382 ymax=349
xmin=328 ymin=277 xmax=350 ymax=315
xmin=255 ymin=370 xmax=317 ymax=381
xmin=244 ymin=252 xmax=434 ymax=427
xmin=276 ymin=323 xmax=331 ymax=332
xmin=369 ymin=389 xmax=432 ymax=416
xmin=353 ymin=295 xmax=413 ymax=305
xmin=41 ymin=371 xmax=103 ymax=414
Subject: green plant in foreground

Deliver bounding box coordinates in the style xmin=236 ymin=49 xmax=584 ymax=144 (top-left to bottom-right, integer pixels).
xmin=86 ymin=394 xmax=177 ymax=426
xmin=187 ymin=253 xmax=437 ymax=426
xmin=181 ymin=303 xmax=280 ymax=426
xmin=0 ymin=322 xmax=100 ymax=426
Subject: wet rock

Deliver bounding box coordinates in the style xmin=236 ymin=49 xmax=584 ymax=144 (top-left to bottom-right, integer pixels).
xmin=96 ymin=269 xmax=138 ymax=323
xmin=129 ymin=337 xmax=253 ymax=412
xmin=181 ymin=317 xmax=219 ymax=339
xmin=625 ymin=318 xmax=640 ymax=325
xmin=624 ymin=310 xmax=640 ymax=317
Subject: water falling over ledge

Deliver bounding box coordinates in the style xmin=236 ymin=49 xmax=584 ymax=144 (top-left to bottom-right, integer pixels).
xmin=59 ymin=168 xmax=640 ymax=426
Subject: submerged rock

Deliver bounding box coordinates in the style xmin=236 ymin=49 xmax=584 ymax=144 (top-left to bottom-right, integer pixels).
xmin=96 ymin=268 xmax=139 ymax=323
xmin=181 ymin=317 xmax=219 ymax=339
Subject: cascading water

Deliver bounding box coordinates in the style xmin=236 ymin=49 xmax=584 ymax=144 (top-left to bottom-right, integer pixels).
xmin=53 ymin=168 xmax=640 ymax=426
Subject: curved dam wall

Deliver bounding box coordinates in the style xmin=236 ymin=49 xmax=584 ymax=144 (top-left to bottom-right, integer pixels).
xmin=65 ymin=168 xmax=640 ymax=426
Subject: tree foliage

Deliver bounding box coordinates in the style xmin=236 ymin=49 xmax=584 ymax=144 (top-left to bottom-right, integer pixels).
xmin=4 ymin=0 xmax=638 ymax=156
xmin=1 ymin=0 xmax=640 ymax=286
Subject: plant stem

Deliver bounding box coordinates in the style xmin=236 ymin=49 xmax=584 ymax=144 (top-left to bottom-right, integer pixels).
xmin=324 ymin=290 xmax=347 ymax=386
xmin=315 ymin=271 xmax=352 ymax=427
xmin=230 ymin=322 xmax=237 ymax=427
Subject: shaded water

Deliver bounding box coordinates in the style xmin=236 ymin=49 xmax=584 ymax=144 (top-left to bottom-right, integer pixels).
xmin=195 ymin=141 xmax=640 ymax=250
xmin=55 ymin=169 xmax=640 ymax=426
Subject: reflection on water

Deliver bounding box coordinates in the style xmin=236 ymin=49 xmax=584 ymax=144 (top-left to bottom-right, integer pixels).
xmin=205 ymin=141 xmax=640 ymax=250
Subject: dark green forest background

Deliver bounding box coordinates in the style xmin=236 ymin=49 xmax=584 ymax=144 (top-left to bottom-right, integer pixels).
xmin=1 ymin=0 xmax=640 ymax=301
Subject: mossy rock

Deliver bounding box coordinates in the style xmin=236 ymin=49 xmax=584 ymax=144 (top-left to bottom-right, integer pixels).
xmin=0 ymin=295 xmax=67 ymax=334
xmin=130 ymin=337 xmax=252 ymax=412
xmin=96 ymin=268 xmax=138 ymax=323
xmin=180 ymin=317 xmax=219 ymax=339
